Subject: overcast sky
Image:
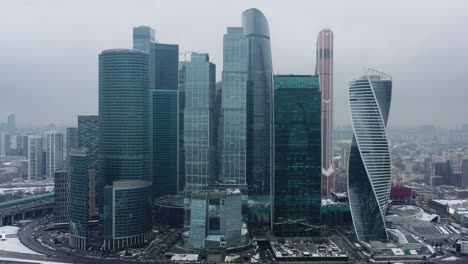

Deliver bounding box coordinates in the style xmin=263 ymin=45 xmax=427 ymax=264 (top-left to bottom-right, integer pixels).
xmin=1 ymin=0 xmax=467 ymax=128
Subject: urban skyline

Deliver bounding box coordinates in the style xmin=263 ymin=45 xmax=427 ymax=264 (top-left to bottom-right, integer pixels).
xmin=1 ymin=1 xmax=466 ymax=128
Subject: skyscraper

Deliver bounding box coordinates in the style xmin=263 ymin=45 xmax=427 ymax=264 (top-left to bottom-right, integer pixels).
xmin=132 ymin=26 xmax=155 ymax=54
xmin=28 ymin=135 xmax=43 ymax=181
xmin=7 ymin=113 xmax=15 ymax=134
xmin=54 ymin=170 xmax=69 ymax=223
xmin=46 ymin=131 xmax=64 ymax=179
xmin=179 ymin=61 xmax=187 ymax=192
xmin=273 ymin=75 xmax=322 ymax=234
xmin=348 ymin=69 xmax=392 ymax=242
xmin=77 ymin=115 xmax=98 ymax=162
xmin=98 ymin=49 xmax=152 ymax=250
xmin=149 ymin=89 xmax=179 ymax=199
xmin=184 ymin=53 xmax=216 ymax=193
xmin=220 ymin=27 xmax=248 ymax=187
xmin=66 ymin=127 xmax=78 ymax=154
xmin=316 ymin=29 xmax=334 ymax=197
xmin=150 ymin=43 xmax=179 ymax=90
xmin=242 ymin=8 xmax=273 ymax=195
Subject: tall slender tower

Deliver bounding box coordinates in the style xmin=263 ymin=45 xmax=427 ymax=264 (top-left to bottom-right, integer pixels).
xmin=242 ymin=8 xmax=273 ymax=195
xmin=220 ymin=27 xmax=248 ymax=188
xmin=46 ymin=131 xmax=64 ymax=179
xmin=28 ymin=135 xmax=43 ymax=181
xmin=316 ymin=29 xmax=334 ymax=198
xmin=184 ymin=53 xmax=216 ymax=193
xmin=348 ymin=69 xmax=392 ymax=242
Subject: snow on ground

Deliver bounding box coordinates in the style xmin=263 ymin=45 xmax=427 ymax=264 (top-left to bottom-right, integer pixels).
xmin=0 ymin=225 xmax=42 ymax=255
xmin=0 ymin=256 xmax=67 ymax=264
xmin=442 ymin=256 xmax=462 ymax=261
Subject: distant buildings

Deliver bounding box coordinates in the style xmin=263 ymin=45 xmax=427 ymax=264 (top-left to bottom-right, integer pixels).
xmin=220 ymin=27 xmax=248 ymax=188
xmin=273 ymin=75 xmax=322 ymax=234
xmin=66 ymin=127 xmax=78 ymax=155
xmin=54 ymin=169 xmax=69 ymax=223
xmin=243 ymin=8 xmax=273 ymax=195
xmin=184 ymin=53 xmax=216 ymax=193
xmin=316 ymin=29 xmax=335 ymax=198
xmin=190 ymin=189 xmax=242 ymax=249
xmin=98 ymin=49 xmax=152 ymax=251
xmin=7 ymin=113 xmax=15 ymax=135
xmin=45 ymin=131 xmax=64 ymax=179
xmin=348 ymin=69 xmax=392 ymax=242
xmin=132 ymin=26 xmax=155 ymax=54
xmin=28 ymin=135 xmax=43 ymax=181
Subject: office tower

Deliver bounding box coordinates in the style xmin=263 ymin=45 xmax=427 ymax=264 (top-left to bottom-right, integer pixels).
xmin=42 ymin=151 xmax=46 ymax=177
xmin=132 ymin=26 xmax=155 ymax=54
xmin=424 ymin=156 xmax=433 ymax=184
xmin=0 ymin=134 xmax=7 ymax=156
xmin=7 ymin=113 xmax=15 ymax=134
xmin=66 ymin=127 xmax=78 ymax=169
xmin=77 ymin=116 xmax=98 ymax=162
xmin=66 ymin=127 xmax=78 ymax=154
xmin=16 ymin=135 xmax=28 ymax=157
xmin=184 ymin=53 xmax=216 ymax=192
xmin=54 ymin=170 xmax=69 ymax=223
xmin=150 ymin=43 xmax=179 ymax=90
xmin=68 ymin=148 xmax=96 ymax=249
xmin=348 ymin=69 xmax=392 ymax=242
xmin=316 ymin=29 xmax=335 ymax=197
xmin=242 ymin=8 xmax=273 ymax=195
xmin=461 ymin=159 xmax=468 ymax=189
xmin=28 ymin=135 xmax=43 ymax=181
xmin=341 ymin=144 xmax=350 ymax=170
xmin=98 ymin=49 xmax=152 ymax=250
xmin=190 ymin=189 xmax=242 ymax=248
xmin=179 ymin=61 xmax=187 ymax=192
xmin=220 ymin=27 xmax=248 ymax=187
xmin=273 ymin=75 xmax=322 ymax=234
xmin=46 ymin=131 xmax=64 ymax=179
xmin=149 ymin=89 xmax=179 ymax=198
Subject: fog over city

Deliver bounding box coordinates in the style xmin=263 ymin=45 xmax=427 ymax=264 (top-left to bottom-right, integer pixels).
xmin=1 ymin=0 xmax=467 ymax=128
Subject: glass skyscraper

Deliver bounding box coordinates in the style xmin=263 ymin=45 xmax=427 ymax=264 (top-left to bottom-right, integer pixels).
xmin=98 ymin=49 xmax=151 ymax=250
xmin=77 ymin=115 xmax=98 ymax=162
xmin=315 ymin=29 xmax=335 ymax=198
xmin=348 ymin=69 xmax=392 ymax=242
xmin=150 ymin=43 xmax=179 ymax=90
xmin=242 ymin=8 xmax=273 ymax=195
xmin=273 ymin=75 xmax=321 ymax=234
xmin=66 ymin=127 xmax=78 ymax=155
xmin=149 ymin=89 xmax=179 ymax=198
xmin=28 ymin=135 xmax=43 ymax=181
xmin=132 ymin=26 xmax=155 ymax=54
xmin=220 ymin=27 xmax=248 ymax=187
xmin=184 ymin=53 xmax=216 ymax=193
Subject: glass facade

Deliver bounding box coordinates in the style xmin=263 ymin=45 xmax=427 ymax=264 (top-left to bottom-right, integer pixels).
xmin=149 ymin=89 xmax=179 ymax=199
xmin=66 ymin=127 xmax=78 ymax=155
xmin=348 ymin=69 xmax=392 ymax=242
xmin=273 ymin=75 xmax=322 ymax=235
xmin=150 ymin=43 xmax=179 ymax=90
xmin=45 ymin=131 xmax=64 ymax=179
xmin=68 ymin=148 xmax=90 ymax=249
xmin=77 ymin=116 xmax=98 ymax=162
xmin=27 ymin=136 xmax=43 ymax=181
xmin=54 ymin=170 xmax=69 ymax=223
xmin=132 ymin=26 xmax=155 ymax=54
xmin=179 ymin=62 xmax=187 ymax=192
xmin=221 ymin=27 xmax=248 ymax=186
xmin=103 ymin=180 xmax=152 ymax=250
xmin=242 ymin=8 xmax=273 ymax=195
xmin=98 ymin=49 xmax=151 ymax=250
xmin=184 ymin=53 xmax=216 ymax=192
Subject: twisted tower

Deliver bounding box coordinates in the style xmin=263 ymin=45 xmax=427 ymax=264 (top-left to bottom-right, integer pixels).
xmin=348 ymin=69 xmax=392 ymax=242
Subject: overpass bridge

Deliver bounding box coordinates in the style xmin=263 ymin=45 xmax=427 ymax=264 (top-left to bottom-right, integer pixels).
xmin=0 ymin=192 xmax=54 ymax=226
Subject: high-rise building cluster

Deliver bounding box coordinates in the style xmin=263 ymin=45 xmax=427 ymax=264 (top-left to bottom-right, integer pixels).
xmin=41 ymin=7 xmax=397 ymax=252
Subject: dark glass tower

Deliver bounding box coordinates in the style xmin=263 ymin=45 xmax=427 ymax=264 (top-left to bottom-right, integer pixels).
xmin=242 ymin=8 xmax=273 ymax=195
xmin=273 ymin=75 xmax=321 ymax=234
xmin=150 ymin=43 xmax=179 ymax=90
xmin=77 ymin=116 xmax=98 ymax=162
xmin=348 ymin=69 xmax=392 ymax=242
xmin=98 ymin=49 xmax=151 ymax=250
xmin=149 ymin=89 xmax=179 ymax=199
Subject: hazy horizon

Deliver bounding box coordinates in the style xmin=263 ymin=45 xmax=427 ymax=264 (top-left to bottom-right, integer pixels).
xmin=1 ymin=0 xmax=467 ymax=128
